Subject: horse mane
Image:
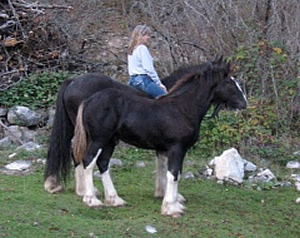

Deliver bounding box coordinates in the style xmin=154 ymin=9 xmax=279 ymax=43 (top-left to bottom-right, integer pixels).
xmin=161 ymin=59 xmax=230 ymax=99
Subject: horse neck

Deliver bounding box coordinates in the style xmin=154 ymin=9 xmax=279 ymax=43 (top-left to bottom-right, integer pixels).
xmin=171 ymin=79 xmax=216 ymax=124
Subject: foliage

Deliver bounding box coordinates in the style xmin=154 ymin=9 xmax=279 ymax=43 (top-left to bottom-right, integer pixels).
xmin=0 ymin=71 xmax=74 ymax=109
xmin=228 ymin=40 xmax=299 ymax=136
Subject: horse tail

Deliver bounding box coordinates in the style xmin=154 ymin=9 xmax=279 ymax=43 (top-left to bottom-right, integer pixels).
xmin=73 ymin=102 xmax=88 ymax=165
xmin=44 ymin=79 xmax=74 ymax=188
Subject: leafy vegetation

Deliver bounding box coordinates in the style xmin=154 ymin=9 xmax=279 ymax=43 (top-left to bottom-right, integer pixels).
xmin=0 ymin=71 xmax=74 ymax=109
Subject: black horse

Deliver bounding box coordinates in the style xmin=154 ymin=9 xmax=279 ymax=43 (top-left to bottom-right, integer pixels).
xmin=72 ymin=59 xmax=247 ymax=217
xmin=44 ymin=58 xmax=226 ymax=193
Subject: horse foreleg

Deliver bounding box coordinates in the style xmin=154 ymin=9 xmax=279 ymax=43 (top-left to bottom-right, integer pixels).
xmin=155 ymin=153 xmax=167 ymax=198
xmin=82 ymin=149 xmax=103 ymax=207
xmin=161 ymin=171 xmax=186 ymax=218
xmin=101 ymin=170 xmax=127 ymax=207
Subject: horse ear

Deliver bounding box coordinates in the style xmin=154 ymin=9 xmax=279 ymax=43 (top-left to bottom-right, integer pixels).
xmin=212 ymin=55 xmax=223 ymax=65
xmin=217 ymin=55 xmax=223 ymax=65
xmin=226 ymin=62 xmax=231 ymax=73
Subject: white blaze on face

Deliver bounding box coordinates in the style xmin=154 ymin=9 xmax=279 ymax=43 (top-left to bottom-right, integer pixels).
xmin=231 ymin=76 xmax=248 ymax=104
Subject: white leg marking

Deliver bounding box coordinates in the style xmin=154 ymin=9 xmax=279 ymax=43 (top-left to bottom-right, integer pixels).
xmin=155 ymin=154 xmax=167 ymax=198
xmin=83 ymin=149 xmax=103 ymax=207
xmin=44 ymin=175 xmax=64 ymax=194
xmin=101 ymin=170 xmax=127 ymax=207
xmin=75 ymin=163 xmax=85 ymax=196
xmin=161 ymin=171 xmax=186 ymax=218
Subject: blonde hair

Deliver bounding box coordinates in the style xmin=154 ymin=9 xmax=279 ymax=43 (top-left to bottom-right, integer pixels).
xmin=128 ymin=25 xmax=152 ymax=55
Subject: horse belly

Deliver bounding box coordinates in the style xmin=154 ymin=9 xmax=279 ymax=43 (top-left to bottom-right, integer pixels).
xmin=118 ymin=123 xmax=167 ymax=150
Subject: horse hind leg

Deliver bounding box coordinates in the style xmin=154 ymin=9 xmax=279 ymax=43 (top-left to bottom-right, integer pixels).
xmin=82 ymin=148 xmax=103 ymax=207
xmin=44 ymin=175 xmax=64 ymax=194
xmin=75 ymin=163 xmax=100 ymax=197
xmin=155 ymin=152 xmax=167 ymax=198
xmin=97 ymin=143 xmax=126 ymax=207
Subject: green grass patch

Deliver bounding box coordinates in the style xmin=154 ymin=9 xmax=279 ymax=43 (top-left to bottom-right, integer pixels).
xmin=0 ymin=146 xmax=299 ymax=238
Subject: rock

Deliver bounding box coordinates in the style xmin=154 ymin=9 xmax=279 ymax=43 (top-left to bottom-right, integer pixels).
xmin=255 ymin=169 xmax=276 ymax=183
xmin=296 ymin=197 xmax=300 ymax=204
xmin=286 ymin=161 xmax=300 ymax=169
xmin=0 ymin=137 xmax=12 ymax=148
xmin=295 ymin=182 xmax=300 ymax=191
xmin=136 ymin=161 xmax=146 ymax=168
xmin=184 ymin=171 xmax=195 ymax=179
xmin=7 ymin=106 xmax=43 ymax=127
xmin=209 ymin=148 xmax=246 ymax=184
xmin=293 ymin=151 xmax=300 ymax=156
xmin=109 ymin=158 xmax=123 ymax=167
xmin=145 ymin=225 xmax=157 ymax=234
xmin=244 ymin=161 xmax=257 ymax=172
xmin=4 ymin=125 xmax=22 ymax=143
xmin=16 ymin=142 xmax=41 ymax=151
xmin=0 ymin=107 xmax=8 ymax=116
xmin=5 ymin=160 xmax=32 ymax=171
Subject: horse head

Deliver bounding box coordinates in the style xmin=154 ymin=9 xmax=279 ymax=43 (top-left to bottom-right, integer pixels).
xmin=213 ymin=62 xmax=247 ymax=110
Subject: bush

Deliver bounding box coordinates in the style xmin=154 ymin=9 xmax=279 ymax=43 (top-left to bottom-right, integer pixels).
xmin=0 ymin=71 xmax=74 ymax=109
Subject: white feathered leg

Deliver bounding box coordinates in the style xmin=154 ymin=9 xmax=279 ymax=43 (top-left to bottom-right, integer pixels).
xmin=101 ymin=170 xmax=127 ymax=207
xmin=83 ymin=149 xmax=103 ymax=207
xmin=75 ymin=163 xmax=85 ymax=196
xmin=161 ymin=171 xmax=186 ymax=218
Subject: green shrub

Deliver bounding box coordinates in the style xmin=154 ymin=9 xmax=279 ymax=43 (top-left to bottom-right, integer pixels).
xmin=0 ymin=71 xmax=74 ymax=109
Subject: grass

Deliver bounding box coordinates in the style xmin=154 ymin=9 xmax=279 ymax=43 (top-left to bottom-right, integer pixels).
xmin=0 ymin=145 xmax=299 ymax=238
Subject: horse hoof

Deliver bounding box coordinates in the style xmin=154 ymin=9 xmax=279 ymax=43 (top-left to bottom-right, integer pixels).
xmin=105 ymin=196 xmax=127 ymax=207
xmin=44 ymin=176 xmax=64 ymax=194
xmin=161 ymin=201 xmax=186 ymax=217
xmin=83 ymin=195 xmax=103 ymax=207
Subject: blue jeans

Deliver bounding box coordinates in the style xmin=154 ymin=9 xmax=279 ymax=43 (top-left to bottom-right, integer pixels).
xmin=129 ymin=75 xmax=167 ymax=99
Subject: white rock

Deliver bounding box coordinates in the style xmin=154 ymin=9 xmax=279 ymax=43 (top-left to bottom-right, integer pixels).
xmin=210 ymin=148 xmax=245 ymax=184
xmin=109 ymin=158 xmax=123 ymax=167
xmin=286 ymin=161 xmax=300 ymax=169
xmin=16 ymin=142 xmax=41 ymax=151
xmin=293 ymin=151 xmax=300 ymax=156
xmin=296 ymin=197 xmax=300 ymax=204
xmin=5 ymin=160 xmax=32 ymax=171
xmin=295 ymin=182 xmax=300 ymax=191
xmin=244 ymin=161 xmax=257 ymax=172
xmin=184 ymin=171 xmax=195 ymax=179
xmin=145 ymin=225 xmax=157 ymax=234
xmin=291 ymin=174 xmax=300 ymax=182
xmin=256 ymin=169 xmax=276 ymax=182
xmin=136 ymin=161 xmax=146 ymax=168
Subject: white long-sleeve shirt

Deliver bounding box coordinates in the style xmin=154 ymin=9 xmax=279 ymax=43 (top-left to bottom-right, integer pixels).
xmin=128 ymin=44 xmax=161 ymax=85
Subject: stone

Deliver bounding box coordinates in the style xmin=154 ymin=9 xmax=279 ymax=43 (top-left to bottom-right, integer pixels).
xmin=184 ymin=171 xmax=195 ymax=179
xmin=209 ymin=148 xmax=246 ymax=184
xmin=0 ymin=137 xmax=12 ymax=148
xmin=7 ymin=106 xmax=43 ymax=127
xmin=16 ymin=142 xmax=41 ymax=151
xmin=255 ymin=169 xmax=276 ymax=182
xmin=244 ymin=161 xmax=257 ymax=172
xmin=136 ymin=161 xmax=146 ymax=168
xmin=286 ymin=161 xmax=300 ymax=169
xmin=0 ymin=107 xmax=8 ymax=116
xmin=5 ymin=160 xmax=32 ymax=171
xmin=109 ymin=158 xmax=123 ymax=167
